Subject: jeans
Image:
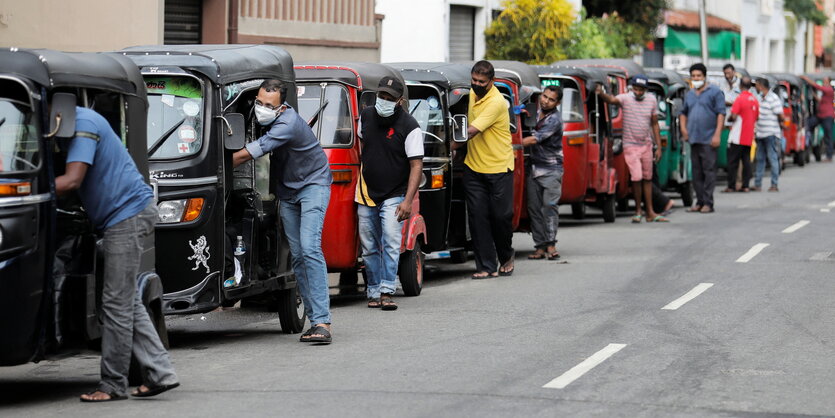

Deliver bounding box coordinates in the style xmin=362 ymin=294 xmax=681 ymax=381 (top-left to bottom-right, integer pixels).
xmin=807 ymin=116 xmax=834 ymax=159
xmin=280 ymin=184 xmax=331 ymax=325
xmin=755 ymin=135 xmax=780 ymax=188
xmin=690 ymin=143 xmax=717 ymax=208
xmin=526 ymin=167 xmax=563 ymax=249
xmin=358 ymin=196 xmax=404 ymax=299
xmin=463 ymin=166 xmax=515 ymax=273
xmin=100 ymin=202 xmax=178 ymax=396
xmin=727 ymin=143 xmax=752 ymax=190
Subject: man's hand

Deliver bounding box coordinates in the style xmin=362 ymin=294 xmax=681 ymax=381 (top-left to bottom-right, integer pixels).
xmin=521 ymin=136 xmax=537 ymax=146
xmin=395 ymin=199 xmax=412 ymax=222
xmin=654 ymin=147 xmax=662 ymax=162
xmin=681 ymin=129 xmax=689 ymax=142
xmin=710 ymin=133 xmax=721 ymax=148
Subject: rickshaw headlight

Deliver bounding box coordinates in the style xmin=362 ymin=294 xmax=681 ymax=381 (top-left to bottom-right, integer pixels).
xmin=419 ymin=173 xmax=427 ymax=188
xmin=157 ymin=199 xmax=187 ymax=224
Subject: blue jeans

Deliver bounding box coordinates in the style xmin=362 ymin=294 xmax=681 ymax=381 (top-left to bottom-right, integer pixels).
xmin=280 ymin=184 xmax=331 ymax=325
xmin=754 ymin=135 xmax=780 ymax=188
xmin=358 ymin=196 xmax=404 ymax=299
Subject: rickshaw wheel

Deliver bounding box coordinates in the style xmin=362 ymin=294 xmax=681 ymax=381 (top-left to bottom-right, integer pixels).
xmin=570 ymin=203 xmax=586 ymax=220
xmin=399 ymin=240 xmax=424 ymax=297
xmin=804 ymin=147 xmax=811 ymax=163
xmin=601 ymin=194 xmax=616 ymax=223
xmin=813 ymin=143 xmax=822 ymax=161
xmin=795 ymin=151 xmax=805 ymax=167
xmin=679 ymin=182 xmax=694 ymax=208
xmin=275 ymin=281 xmax=306 ymax=334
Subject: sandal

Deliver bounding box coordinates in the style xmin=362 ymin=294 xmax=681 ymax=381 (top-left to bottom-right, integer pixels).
xmin=647 ymin=215 xmax=669 ymax=223
xmin=472 ymin=271 xmax=497 ymax=280
xmin=367 ymin=298 xmax=381 ymax=308
xmin=686 ymin=205 xmax=703 ymax=213
xmin=380 ymin=294 xmax=398 ymax=311
xmin=528 ymin=249 xmax=546 ymax=260
xmin=80 ymin=390 xmax=127 ymax=403
xmin=131 ymin=382 xmax=180 ymax=398
xmin=631 ymin=214 xmax=644 ymax=223
xmin=499 ymin=251 xmax=515 ymax=276
xmin=300 ymin=325 xmax=332 ymax=344
xmin=547 ymin=251 xmax=560 ymax=260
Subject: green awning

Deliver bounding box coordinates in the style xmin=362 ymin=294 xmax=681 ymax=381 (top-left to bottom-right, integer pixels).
xmin=665 ymin=28 xmax=741 ymax=59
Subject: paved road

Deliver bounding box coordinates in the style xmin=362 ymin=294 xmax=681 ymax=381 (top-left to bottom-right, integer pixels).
xmin=2 ymin=160 xmax=835 ymax=417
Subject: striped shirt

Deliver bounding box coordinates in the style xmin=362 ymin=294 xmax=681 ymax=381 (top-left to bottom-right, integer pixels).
xmin=755 ymin=91 xmax=783 ymax=138
xmin=617 ymin=92 xmax=657 ymax=147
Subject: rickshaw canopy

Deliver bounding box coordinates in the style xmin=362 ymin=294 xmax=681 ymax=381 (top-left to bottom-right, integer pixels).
xmin=767 ymin=72 xmax=803 ymax=89
xmin=387 ymin=62 xmax=472 ymax=105
xmin=294 ymin=61 xmax=406 ymax=96
xmin=646 ymin=67 xmax=689 ymax=97
xmin=537 ymin=65 xmax=609 ymax=95
xmin=487 ymin=60 xmax=542 ymax=103
xmin=555 ymin=59 xmax=645 ymax=79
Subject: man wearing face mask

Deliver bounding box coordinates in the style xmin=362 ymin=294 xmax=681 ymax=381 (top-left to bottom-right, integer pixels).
xmin=452 ymin=60 xmax=515 ymax=279
xmin=679 ymin=63 xmax=726 ymax=213
xmin=598 ymin=75 xmax=667 ymax=223
xmin=355 ymin=77 xmax=423 ymax=310
xmin=231 ymin=79 xmax=334 ymax=344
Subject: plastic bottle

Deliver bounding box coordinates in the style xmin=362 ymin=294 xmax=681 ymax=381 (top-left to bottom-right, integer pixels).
xmin=234 ymin=235 xmax=246 ymax=256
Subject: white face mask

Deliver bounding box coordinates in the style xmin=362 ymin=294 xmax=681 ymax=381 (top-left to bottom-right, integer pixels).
xmin=254 ymin=104 xmax=279 ymax=126
xmin=375 ymin=97 xmax=397 ymax=117
xmin=692 ymin=80 xmax=705 ymax=89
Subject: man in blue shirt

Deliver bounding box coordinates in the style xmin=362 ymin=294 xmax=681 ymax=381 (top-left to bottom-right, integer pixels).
xmin=232 ymin=79 xmax=334 ymax=344
xmin=679 ymin=63 xmax=726 ymax=213
xmin=57 ymin=107 xmax=178 ymax=402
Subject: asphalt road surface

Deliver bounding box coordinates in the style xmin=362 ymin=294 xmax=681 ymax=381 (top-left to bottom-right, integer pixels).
xmin=2 ymin=160 xmax=835 ymax=417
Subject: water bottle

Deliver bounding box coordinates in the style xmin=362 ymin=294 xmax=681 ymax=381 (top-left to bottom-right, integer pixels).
xmin=234 ymin=235 xmax=246 ymax=256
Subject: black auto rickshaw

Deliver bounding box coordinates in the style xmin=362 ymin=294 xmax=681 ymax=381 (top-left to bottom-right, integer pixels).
xmin=388 ymin=62 xmax=471 ymax=262
xmin=0 ymin=48 xmax=166 ymax=366
xmin=120 ymin=45 xmax=304 ymax=333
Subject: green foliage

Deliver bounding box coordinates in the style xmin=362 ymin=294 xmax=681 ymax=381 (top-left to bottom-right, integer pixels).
xmin=784 ymin=0 xmax=827 ymax=25
xmin=584 ymin=0 xmax=668 ymax=29
xmin=484 ymin=0 xmax=575 ymax=64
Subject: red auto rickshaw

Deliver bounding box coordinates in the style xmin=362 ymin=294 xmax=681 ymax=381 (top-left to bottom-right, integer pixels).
xmin=535 ymin=65 xmax=618 ymax=222
xmin=767 ymin=72 xmax=807 ymax=167
xmin=293 ymin=63 xmax=426 ymax=296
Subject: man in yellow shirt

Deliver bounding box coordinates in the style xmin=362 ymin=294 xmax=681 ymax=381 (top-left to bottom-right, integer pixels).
xmin=454 ymin=60 xmax=515 ymax=279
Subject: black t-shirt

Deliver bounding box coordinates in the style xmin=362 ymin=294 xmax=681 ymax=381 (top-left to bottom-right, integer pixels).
xmin=356 ymin=107 xmax=424 ymax=206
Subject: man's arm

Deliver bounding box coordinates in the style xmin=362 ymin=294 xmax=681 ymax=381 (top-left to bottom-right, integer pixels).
xmin=396 ymin=159 xmax=423 ymax=221
xmin=595 ymin=85 xmax=621 ymax=106
xmin=232 ymin=148 xmax=253 ymax=168
xmin=55 ymin=162 xmax=89 ymax=195
xmin=679 ymin=113 xmax=689 ymax=142
xmin=651 ymin=114 xmax=662 ymax=161
xmin=711 ymin=113 xmax=725 ymax=148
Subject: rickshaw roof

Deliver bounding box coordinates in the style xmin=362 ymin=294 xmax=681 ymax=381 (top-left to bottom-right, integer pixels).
xmin=459 ymin=60 xmax=540 ymax=103
xmin=294 ymin=61 xmax=404 ymax=93
xmin=765 ymin=72 xmax=802 ymax=87
xmin=554 ymin=59 xmax=645 ymax=78
xmin=0 ymin=48 xmax=146 ymax=98
xmin=752 ymin=73 xmax=779 ymax=90
xmin=803 ymin=72 xmax=835 ymax=82
xmin=120 ymin=44 xmax=294 ymax=85
xmin=645 ymin=67 xmax=689 ymax=95
xmin=708 ymin=66 xmax=751 ymax=78
xmin=387 ymin=62 xmax=472 ymax=90
xmin=536 ymin=65 xmax=608 ymax=94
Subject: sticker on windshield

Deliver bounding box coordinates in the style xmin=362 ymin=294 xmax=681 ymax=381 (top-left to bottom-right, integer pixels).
xmin=177 ymin=142 xmax=190 ymax=154
xmin=427 ymin=96 xmax=440 ymax=110
xmin=161 ymin=94 xmax=175 ymax=108
xmin=182 ymin=100 xmax=200 ymax=117
xmin=178 ymin=125 xmax=197 ymax=143
xmin=297 ymin=86 xmax=305 ymax=97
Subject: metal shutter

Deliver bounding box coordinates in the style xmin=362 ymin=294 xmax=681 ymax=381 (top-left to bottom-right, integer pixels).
xmin=449 ymin=5 xmax=475 ymax=62
xmin=164 ymin=0 xmax=202 ymax=45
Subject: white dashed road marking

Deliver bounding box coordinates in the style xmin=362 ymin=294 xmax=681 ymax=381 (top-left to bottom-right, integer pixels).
xmin=782 ymin=220 xmax=810 ymax=234
xmin=821 ymin=208 xmax=831 ymax=213
xmin=662 ymin=283 xmax=714 ymax=310
xmin=543 ymin=343 xmax=627 ymax=389
xmin=736 ymin=243 xmax=770 ymax=263
xmin=810 ymin=252 xmax=832 ymax=261
xmin=828 ymin=200 xmax=835 ymax=208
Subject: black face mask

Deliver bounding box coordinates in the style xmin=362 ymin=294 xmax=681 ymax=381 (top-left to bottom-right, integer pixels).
xmin=633 ymin=92 xmax=645 ymax=101
xmin=472 ymin=83 xmax=489 ymax=97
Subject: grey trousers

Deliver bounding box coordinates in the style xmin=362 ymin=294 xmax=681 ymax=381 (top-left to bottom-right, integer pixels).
xmin=526 ymin=168 xmax=563 ymax=249
xmin=99 ymin=203 xmax=177 ymax=395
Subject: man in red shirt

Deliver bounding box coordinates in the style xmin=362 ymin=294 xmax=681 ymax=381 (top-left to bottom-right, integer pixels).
xmin=725 ymin=76 xmax=759 ymax=192
xmin=801 ymin=75 xmax=834 ymax=162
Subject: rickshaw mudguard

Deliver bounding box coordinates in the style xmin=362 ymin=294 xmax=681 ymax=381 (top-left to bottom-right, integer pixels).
xmin=607 ymin=167 xmax=618 ymax=195
xmin=400 ymin=214 xmax=426 ymax=253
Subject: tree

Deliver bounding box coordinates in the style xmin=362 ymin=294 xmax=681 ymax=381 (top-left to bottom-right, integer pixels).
xmin=784 ymin=0 xmax=827 ymax=25
xmin=564 ymin=11 xmax=646 ymax=59
xmin=583 ymin=0 xmax=667 ymax=30
xmin=484 ymin=0 xmax=575 ymax=64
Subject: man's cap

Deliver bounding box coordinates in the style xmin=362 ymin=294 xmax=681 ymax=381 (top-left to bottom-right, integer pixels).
xmin=377 ymin=76 xmax=404 ymax=98
xmin=630 ymin=74 xmax=649 ymax=87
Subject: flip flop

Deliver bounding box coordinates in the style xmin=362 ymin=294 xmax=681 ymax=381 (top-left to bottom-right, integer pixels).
xmin=300 ymin=325 xmax=332 ymax=344
xmin=80 ymin=391 xmax=127 ymax=403
xmin=131 ymin=382 xmax=180 ymax=398
xmin=547 ymin=251 xmax=560 ymax=260
xmin=527 ymin=251 xmax=546 ymax=260
xmin=647 ymin=215 xmax=669 ymax=223
xmin=367 ymin=298 xmax=381 ymax=308
xmin=471 ymin=271 xmax=497 ymax=280
xmin=380 ymin=294 xmax=398 ymax=311
xmin=631 ymin=214 xmax=644 ymax=223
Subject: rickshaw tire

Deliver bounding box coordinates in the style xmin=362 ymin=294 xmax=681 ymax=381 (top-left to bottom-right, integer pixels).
xmin=602 ymin=194 xmax=616 ymax=223
xmin=680 ymin=182 xmax=694 ymax=208
xmin=795 ymin=151 xmax=805 ymax=167
xmin=449 ymin=250 xmax=468 ymax=264
xmin=399 ymin=241 xmax=424 ymax=297
xmin=276 ymin=282 xmax=306 ymax=334
xmin=570 ymin=203 xmax=586 ymax=220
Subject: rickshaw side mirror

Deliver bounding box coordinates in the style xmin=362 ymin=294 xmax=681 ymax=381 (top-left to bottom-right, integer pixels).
xmin=360 ymin=91 xmax=376 ymax=110
xmin=47 ymin=92 xmax=77 ymax=138
xmin=451 ymin=114 xmax=468 ymax=143
xmin=671 ymin=98 xmax=683 ymax=115
xmin=223 ymin=113 xmax=246 ymax=150
xmin=523 ymin=102 xmax=538 ymax=128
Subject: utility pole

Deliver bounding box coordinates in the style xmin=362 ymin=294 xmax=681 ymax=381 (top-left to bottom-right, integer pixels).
xmin=698 ymin=0 xmax=709 ymax=64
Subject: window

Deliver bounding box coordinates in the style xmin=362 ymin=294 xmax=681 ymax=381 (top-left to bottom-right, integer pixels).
xmin=408 ymin=85 xmax=447 ymax=159
xmin=145 ymin=76 xmax=205 ymax=160
xmin=0 ymin=80 xmax=39 ymax=173
xmin=560 ymin=87 xmax=583 ymax=123
xmin=609 ymin=77 xmax=621 ymax=119
xmin=296 ymin=83 xmax=353 ymax=147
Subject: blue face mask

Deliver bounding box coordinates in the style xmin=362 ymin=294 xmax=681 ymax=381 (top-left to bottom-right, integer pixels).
xmin=375 ymin=97 xmax=397 ymax=117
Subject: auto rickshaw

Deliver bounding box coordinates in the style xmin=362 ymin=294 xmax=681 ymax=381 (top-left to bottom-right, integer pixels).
xmin=120 ymin=45 xmax=304 ymax=332
xmin=388 ymin=62 xmax=471 ymax=265
xmin=707 ymin=66 xmax=751 ymax=171
xmin=803 ymin=71 xmax=835 ymax=162
xmin=646 ymin=67 xmax=694 ymax=207
xmin=535 ymin=65 xmax=618 ymax=222
xmin=292 ymin=62 xmax=426 ymax=296
xmin=0 ymin=48 xmax=167 ymax=366
xmin=766 ymin=73 xmax=808 ymax=167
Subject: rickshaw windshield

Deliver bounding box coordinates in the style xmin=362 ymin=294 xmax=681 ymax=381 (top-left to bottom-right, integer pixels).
xmin=408 ymin=87 xmax=447 ymax=159
xmin=0 ymin=96 xmax=39 ymax=174
xmin=296 ymin=83 xmax=353 ymax=148
xmin=560 ymin=88 xmax=583 ymax=123
xmin=144 ymin=76 xmax=205 ymax=160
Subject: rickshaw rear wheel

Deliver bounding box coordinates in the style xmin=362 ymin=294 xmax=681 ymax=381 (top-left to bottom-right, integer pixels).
xmin=570 ymin=203 xmax=586 ymax=220
xmin=601 ymin=194 xmax=616 ymax=223
xmin=679 ymin=182 xmax=694 ymax=208
xmin=399 ymin=240 xmax=424 ymax=297
xmin=275 ymin=281 xmax=306 ymax=334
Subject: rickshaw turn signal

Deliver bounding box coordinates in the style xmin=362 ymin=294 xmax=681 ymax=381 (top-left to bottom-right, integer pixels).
xmin=430 ymin=169 xmax=444 ymax=189
xmin=0 ymin=182 xmax=31 ymax=197
xmin=332 ymin=169 xmax=352 ymax=184
xmin=183 ymin=198 xmax=205 ymax=222
xmin=567 ymin=137 xmax=585 ymax=145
